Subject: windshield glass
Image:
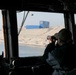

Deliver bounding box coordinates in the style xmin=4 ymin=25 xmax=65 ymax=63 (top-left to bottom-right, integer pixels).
xmin=0 ymin=10 xmax=4 ymax=56
xmin=17 ymin=11 xmax=65 ymax=57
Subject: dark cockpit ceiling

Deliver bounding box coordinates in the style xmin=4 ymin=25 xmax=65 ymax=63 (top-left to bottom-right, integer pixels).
xmin=1 ymin=0 xmax=76 ymax=13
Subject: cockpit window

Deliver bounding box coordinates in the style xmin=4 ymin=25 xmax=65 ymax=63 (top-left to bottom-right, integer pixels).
xmin=74 ymin=14 xmax=76 ymax=25
xmin=17 ymin=11 xmax=65 ymax=57
xmin=0 ymin=10 xmax=4 ymax=56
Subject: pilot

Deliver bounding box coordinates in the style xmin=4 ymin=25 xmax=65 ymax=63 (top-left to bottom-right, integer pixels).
xmin=46 ymin=28 xmax=76 ymax=75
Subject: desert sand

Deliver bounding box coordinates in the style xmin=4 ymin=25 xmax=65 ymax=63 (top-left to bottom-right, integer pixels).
xmin=0 ymin=30 xmax=4 ymax=44
xmin=0 ymin=26 xmax=64 ymax=47
xmin=18 ymin=26 xmax=64 ymax=47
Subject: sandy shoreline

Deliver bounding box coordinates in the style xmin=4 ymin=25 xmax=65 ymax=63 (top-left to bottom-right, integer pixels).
xmin=0 ymin=26 xmax=64 ymax=47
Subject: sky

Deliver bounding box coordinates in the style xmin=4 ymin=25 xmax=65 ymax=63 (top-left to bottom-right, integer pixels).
xmin=1 ymin=10 xmax=76 ymax=29
xmin=0 ymin=10 xmax=2 ymax=29
xmin=17 ymin=11 xmax=65 ymax=28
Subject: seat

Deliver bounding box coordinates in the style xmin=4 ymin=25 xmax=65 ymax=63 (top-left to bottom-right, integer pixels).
xmin=66 ymin=68 xmax=76 ymax=75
